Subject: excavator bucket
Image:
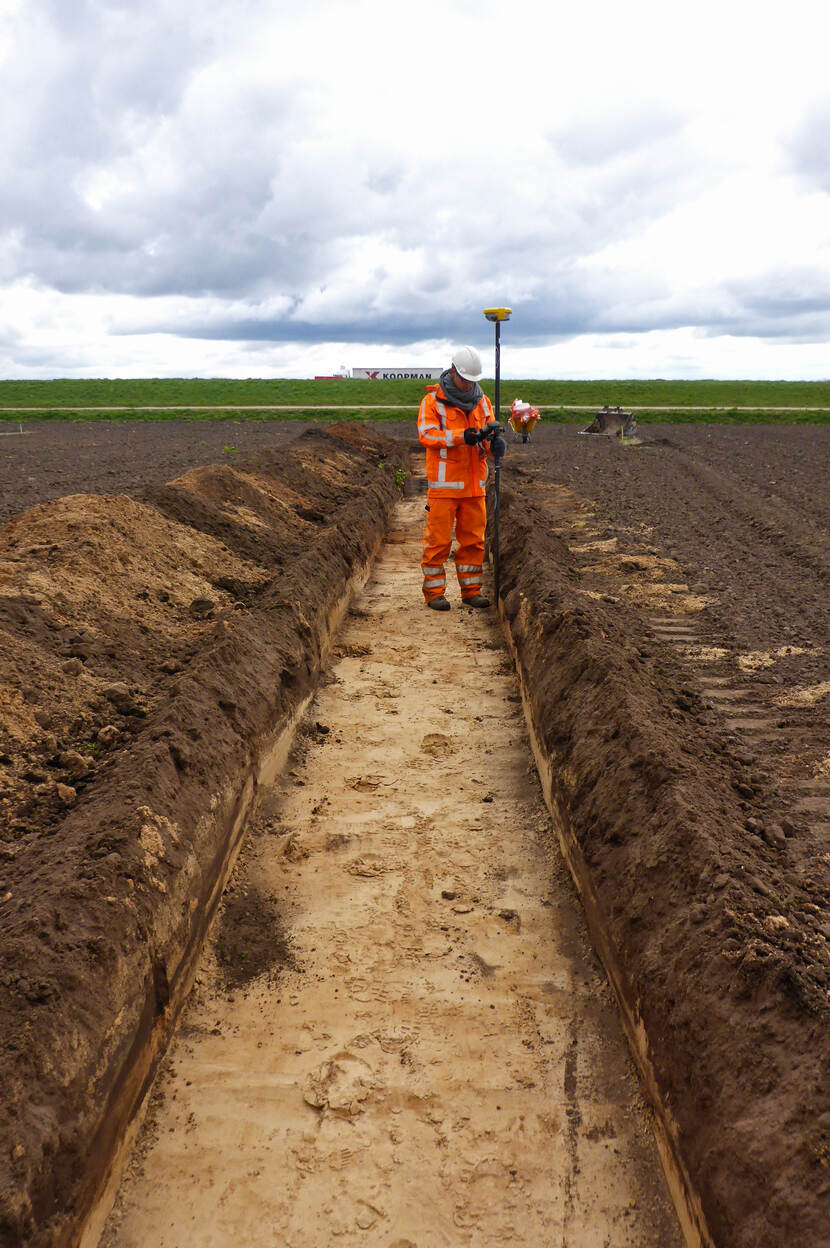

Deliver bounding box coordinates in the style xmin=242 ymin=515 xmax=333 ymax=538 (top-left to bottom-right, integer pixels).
xmin=580 ymin=405 xmax=637 ymax=438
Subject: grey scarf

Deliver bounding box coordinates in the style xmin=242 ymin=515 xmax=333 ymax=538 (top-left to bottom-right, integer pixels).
xmin=440 ymin=368 xmax=483 ymax=413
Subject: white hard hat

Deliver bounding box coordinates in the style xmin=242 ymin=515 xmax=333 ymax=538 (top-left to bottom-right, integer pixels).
xmin=451 ymin=345 xmax=483 ymax=381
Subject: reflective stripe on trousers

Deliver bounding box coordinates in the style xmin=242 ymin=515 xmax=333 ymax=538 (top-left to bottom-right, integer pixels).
xmin=421 ymin=495 xmax=486 ymax=601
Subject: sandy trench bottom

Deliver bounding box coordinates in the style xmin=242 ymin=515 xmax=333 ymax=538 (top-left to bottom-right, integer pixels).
xmin=100 ymin=493 xmax=683 ymax=1248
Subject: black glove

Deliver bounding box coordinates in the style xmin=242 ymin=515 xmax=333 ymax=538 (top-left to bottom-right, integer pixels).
xmin=463 ymin=428 xmax=481 ymax=445
xmin=490 ymin=435 xmax=507 ymax=458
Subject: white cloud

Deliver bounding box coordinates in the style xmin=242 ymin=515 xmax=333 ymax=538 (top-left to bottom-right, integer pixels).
xmin=2 ymin=0 xmax=830 ymax=378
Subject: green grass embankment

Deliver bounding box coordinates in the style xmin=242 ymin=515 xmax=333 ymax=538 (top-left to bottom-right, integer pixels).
xmin=3 ymin=377 xmax=830 ymax=421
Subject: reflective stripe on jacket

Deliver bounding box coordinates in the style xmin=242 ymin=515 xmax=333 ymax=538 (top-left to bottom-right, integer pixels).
xmin=417 ymin=383 xmax=494 ymax=498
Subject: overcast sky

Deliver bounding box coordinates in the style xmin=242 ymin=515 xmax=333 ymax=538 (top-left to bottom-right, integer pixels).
xmin=2 ymin=0 xmax=830 ymax=380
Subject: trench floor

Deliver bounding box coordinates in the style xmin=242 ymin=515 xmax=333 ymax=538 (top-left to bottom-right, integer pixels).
xmin=100 ymin=494 xmax=683 ymax=1248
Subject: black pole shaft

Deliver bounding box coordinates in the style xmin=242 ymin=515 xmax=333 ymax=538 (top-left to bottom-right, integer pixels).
xmin=494 ymin=319 xmax=501 ymax=424
xmin=493 ymin=319 xmax=501 ymax=604
xmin=493 ymin=457 xmax=501 ymax=603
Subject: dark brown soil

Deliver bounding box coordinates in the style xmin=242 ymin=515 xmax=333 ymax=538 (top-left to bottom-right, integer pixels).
xmin=214 ymin=884 xmax=295 ymax=989
xmin=0 ymin=419 xmax=319 ymax=527
xmin=494 ymin=422 xmax=830 ymax=1248
xmin=1 ymin=417 xmax=828 ymax=1247
xmin=0 ymin=421 xmax=406 ymax=1247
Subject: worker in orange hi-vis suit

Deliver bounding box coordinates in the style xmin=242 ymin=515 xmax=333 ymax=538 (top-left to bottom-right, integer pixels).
xmin=417 ymin=345 xmax=506 ymax=611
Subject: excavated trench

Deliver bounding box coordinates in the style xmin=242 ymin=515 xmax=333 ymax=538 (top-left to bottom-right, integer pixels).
xmin=95 ymin=488 xmax=683 ymax=1247
xmin=5 ymin=424 xmax=826 ymax=1247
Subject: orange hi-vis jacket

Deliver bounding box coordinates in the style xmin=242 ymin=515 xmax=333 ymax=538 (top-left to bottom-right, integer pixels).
xmin=417 ymin=383 xmax=495 ymax=497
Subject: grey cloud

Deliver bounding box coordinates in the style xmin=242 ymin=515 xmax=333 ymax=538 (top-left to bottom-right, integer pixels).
xmin=2 ymin=7 xmax=704 ymax=314
xmin=105 ymin=237 xmax=830 ymax=353
xmin=0 ymin=2 xmax=708 ymax=342
xmin=515 ymin=260 xmax=830 ymax=345
xmin=727 ymin=272 xmax=830 ymax=320
xmin=1 ymin=1 xmax=221 ymax=294
xmin=142 ymin=317 xmax=456 ymax=346
xmin=787 ymin=105 xmax=830 ymax=192
xmin=548 ymin=109 xmax=689 ymax=168
xmin=0 ymin=323 xmax=23 ymax=357
xmin=5 ymin=3 xmax=830 ymax=371
xmin=697 ymin=270 xmax=830 ymax=341
xmin=3 ymin=72 xmax=319 ymax=297
xmin=3 ymin=2 xmax=212 ymax=164
xmin=117 ymin=272 xmax=640 ymax=347
xmin=0 ymin=324 xmax=81 ymax=373
xmin=365 ymin=165 xmax=405 ymax=196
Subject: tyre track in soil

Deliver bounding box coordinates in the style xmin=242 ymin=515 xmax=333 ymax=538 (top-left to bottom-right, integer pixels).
xmin=98 ymin=491 xmax=683 ymax=1248
xmin=639 ymin=449 xmax=830 ymax=835
xmin=554 ymin=430 xmax=830 ymax=861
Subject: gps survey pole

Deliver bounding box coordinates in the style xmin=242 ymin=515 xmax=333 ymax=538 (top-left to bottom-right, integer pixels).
xmin=483 ymin=307 xmax=511 ymax=604
xmin=484 ymin=306 xmax=511 ymax=422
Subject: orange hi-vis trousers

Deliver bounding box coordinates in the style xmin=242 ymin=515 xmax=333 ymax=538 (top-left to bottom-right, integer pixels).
xmin=421 ymin=495 xmax=486 ymax=602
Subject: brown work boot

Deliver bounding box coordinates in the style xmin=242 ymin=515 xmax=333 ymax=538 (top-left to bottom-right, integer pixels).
xmin=426 ymin=596 xmax=451 ymax=611
xmin=463 ymin=594 xmax=490 ymax=608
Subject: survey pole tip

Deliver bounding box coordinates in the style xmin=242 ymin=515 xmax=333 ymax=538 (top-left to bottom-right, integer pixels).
xmin=483 ymin=307 xmax=512 ymax=323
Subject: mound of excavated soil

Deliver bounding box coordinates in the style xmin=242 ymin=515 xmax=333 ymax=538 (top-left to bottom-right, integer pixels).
xmin=0 ymin=424 xmax=406 ymax=1247
xmin=493 ymin=430 xmax=830 ymax=1248
xmin=0 ymin=419 xmax=315 ymax=527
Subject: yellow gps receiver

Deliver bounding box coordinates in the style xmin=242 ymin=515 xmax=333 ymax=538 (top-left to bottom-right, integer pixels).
xmin=483 ymin=307 xmax=512 ymax=322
